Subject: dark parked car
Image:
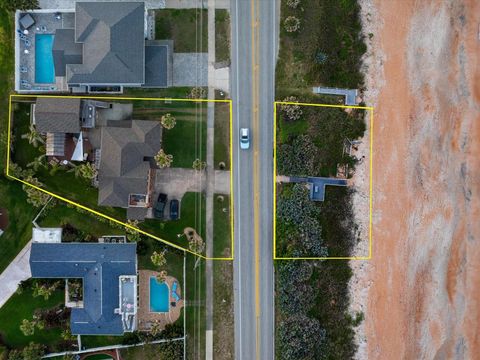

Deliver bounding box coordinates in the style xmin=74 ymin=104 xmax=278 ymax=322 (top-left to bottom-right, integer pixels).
xmin=170 ymin=199 xmax=179 ymax=220
xmin=154 ymin=193 xmax=167 ymax=219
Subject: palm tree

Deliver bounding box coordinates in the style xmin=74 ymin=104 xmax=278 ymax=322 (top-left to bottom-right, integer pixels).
xmin=68 ymin=163 xmax=97 ymax=180
xmin=26 ymin=154 xmax=46 ymax=172
xmin=160 ymin=113 xmax=176 ymax=129
xmin=155 ymin=149 xmax=173 ymax=168
xmin=151 ymin=250 xmax=167 ymax=267
xmin=192 ymin=158 xmax=207 ymax=171
xmin=21 ymin=124 xmax=44 ymax=148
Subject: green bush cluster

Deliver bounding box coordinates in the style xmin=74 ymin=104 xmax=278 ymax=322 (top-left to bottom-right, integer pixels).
xmin=277 ymin=184 xmax=327 ymax=257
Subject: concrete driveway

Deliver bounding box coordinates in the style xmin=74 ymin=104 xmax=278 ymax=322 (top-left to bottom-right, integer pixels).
xmin=0 ymin=241 xmax=32 ymax=308
xmin=154 ymin=168 xmax=230 ymax=200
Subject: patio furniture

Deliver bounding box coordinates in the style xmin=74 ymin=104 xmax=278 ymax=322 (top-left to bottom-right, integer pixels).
xmin=24 ymin=40 xmax=31 ymax=47
xmin=19 ymin=34 xmax=27 ymax=41
xmin=20 ymin=66 xmax=27 ymax=73
xmin=40 ymin=25 xmax=47 ymax=32
xmin=19 ymin=13 xmax=35 ymax=30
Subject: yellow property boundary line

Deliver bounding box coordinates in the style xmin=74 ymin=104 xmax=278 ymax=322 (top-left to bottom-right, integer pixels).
xmin=7 ymin=94 xmax=234 ymax=261
xmin=273 ymin=101 xmax=374 ymax=260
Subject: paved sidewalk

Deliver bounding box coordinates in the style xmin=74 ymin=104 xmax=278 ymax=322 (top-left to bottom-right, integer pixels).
xmin=165 ymin=0 xmax=229 ymax=9
xmin=39 ymin=0 xmax=167 ymax=10
xmin=205 ymin=0 xmax=216 ymax=358
xmin=0 ymin=240 xmax=32 ymax=308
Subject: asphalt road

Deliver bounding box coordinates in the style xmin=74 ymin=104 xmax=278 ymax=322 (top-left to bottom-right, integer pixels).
xmin=232 ymin=0 xmax=277 ymax=359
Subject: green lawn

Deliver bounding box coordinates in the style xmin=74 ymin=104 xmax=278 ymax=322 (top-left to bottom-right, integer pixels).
xmin=0 ymin=286 xmax=64 ymax=349
xmin=140 ymin=192 xmax=206 ymax=252
xmin=214 ymin=103 xmax=230 ymax=170
xmin=120 ymin=342 xmax=184 ymax=360
xmin=124 ymin=87 xmax=196 ymax=100
xmin=39 ymin=204 xmax=125 ymax=238
xmin=215 ymin=10 xmax=230 ymax=63
xmin=137 ymin=238 xmax=185 ymax=280
xmin=0 ymin=8 xmax=14 ymax=172
xmin=81 ymin=336 xmax=122 ymax=349
xmin=163 ymin=118 xmax=207 ymax=168
xmin=155 ymin=9 xmax=208 ymax=53
xmin=213 ymin=194 xmax=231 ymax=258
xmin=0 ymin=178 xmax=38 ymax=273
xmin=9 ymin=101 xmax=41 ymax=168
xmin=0 ymin=9 xmax=40 ymax=275
xmin=277 ymin=113 xmax=309 ymax=144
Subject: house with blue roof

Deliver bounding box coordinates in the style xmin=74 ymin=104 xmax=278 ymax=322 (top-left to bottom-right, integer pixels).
xmin=29 ymin=241 xmax=138 ymax=335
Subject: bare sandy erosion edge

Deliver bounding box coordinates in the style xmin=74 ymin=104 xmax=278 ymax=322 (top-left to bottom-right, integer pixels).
xmin=350 ymin=0 xmax=480 ymax=359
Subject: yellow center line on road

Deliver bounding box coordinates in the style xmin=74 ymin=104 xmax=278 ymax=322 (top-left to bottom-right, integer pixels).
xmin=250 ymin=0 xmax=261 ymax=359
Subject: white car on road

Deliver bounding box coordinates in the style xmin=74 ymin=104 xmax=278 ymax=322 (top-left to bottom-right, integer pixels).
xmin=240 ymin=128 xmax=250 ymax=150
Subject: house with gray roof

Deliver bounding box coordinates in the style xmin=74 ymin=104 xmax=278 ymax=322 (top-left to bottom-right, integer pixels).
xmin=54 ymin=2 xmax=171 ymax=91
xmin=30 ymin=242 xmax=137 ymax=335
xmin=15 ymin=2 xmax=173 ymax=93
xmin=98 ymin=120 xmax=162 ymax=220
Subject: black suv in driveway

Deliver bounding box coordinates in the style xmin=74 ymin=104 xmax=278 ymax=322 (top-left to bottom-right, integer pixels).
xmin=170 ymin=199 xmax=179 ymax=220
xmin=154 ymin=193 xmax=167 ymax=219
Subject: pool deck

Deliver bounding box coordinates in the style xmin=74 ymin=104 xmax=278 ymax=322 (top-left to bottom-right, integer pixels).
xmin=15 ymin=10 xmax=74 ymax=92
xmin=137 ymin=270 xmax=184 ymax=331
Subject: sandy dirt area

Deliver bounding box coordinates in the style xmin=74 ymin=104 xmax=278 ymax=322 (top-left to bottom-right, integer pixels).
xmin=350 ymin=0 xmax=480 ymax=358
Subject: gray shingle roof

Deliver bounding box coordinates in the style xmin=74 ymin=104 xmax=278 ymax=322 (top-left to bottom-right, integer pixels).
xmin=29 ymin=242 xmax=137 ymax=335
xmin=98 ymin=120 xmax=161 ymax=207
xmin=127 ymin=206 xmax=148 ymax=220
xmin=53 ymin=29 xmax=83 ymax=77
xmin=35 ymin=98 xmax=81 ymax=133
xmin=143 ymin=40 xmax=172 ymax=87
xmin=66 ymin=2 xmax=145 ymax=85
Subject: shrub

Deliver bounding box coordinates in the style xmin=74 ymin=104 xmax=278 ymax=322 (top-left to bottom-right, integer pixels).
xmin=125 ymin=219 xmax=142 ymax=242
xmin=278 ymin=315 xmax=326 ymax=360
xmin=35 ymin=305 xmax=70 ymax=328
xmin=32 ymin=280 xmax=60 ymax=300
xmin=20 ymin=319 xmax=35 ymax=336
xmin=280 ymin=97 xmax=303 ymax=121
xmin=187 ymin=87 xmax=207 ymax=99
xmin=0 ymin=0 xmax=39 ymax=11
xmin=22 ymin=176 xmax=51 ymax=207
xmin=277 ymin=135 xmax=320 ymax=177
xmin=20 ymin=342 xmax=45 ymax=360
xmin=284 ymin=16 xmax=300 ymax=33
xmin=286 ymin=0 xmax=300 ymax=9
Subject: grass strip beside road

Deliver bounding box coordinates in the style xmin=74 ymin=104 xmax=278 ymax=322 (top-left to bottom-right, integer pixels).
xmin=215 ymin=10 xmax=230 ymax=63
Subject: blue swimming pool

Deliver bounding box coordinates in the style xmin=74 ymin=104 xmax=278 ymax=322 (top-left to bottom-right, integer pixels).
xmin=150 ymin=277 xmax=169 ymax=312
xmin=35 ymin=34 xmax=55 ymax=84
